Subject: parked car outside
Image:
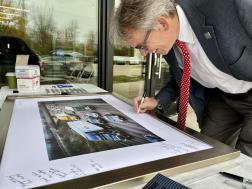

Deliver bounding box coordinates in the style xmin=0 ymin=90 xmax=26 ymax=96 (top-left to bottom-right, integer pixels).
xmin=40 ymin=51 xmax=84 ymax=65
xmin=114 ymin=56 xmax=127 ymax=65
xmin=114 ymin=56 xmax=144 ymax=65
xmin=128 ymin=57 xmax=144 ymax=65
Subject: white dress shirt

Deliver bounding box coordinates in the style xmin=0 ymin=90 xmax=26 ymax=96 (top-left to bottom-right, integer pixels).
xmin=175 ymin=5 xmax=252 ymax=94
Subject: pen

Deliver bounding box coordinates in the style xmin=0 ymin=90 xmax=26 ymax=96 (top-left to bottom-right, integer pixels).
xmin=219 ymin=172 xmax=252 ymax=185
xmin=137 ymin=90 xmax=147 ymax=113
xmin=224 ymin=180 xmax=252 ymax=189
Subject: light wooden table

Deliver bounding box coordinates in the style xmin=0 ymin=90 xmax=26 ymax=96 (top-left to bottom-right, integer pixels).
xmin=96 ymin=153 xmax=251 ymax=189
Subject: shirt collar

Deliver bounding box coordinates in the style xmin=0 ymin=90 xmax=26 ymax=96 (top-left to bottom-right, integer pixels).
xmin=176 ymin=5 xmax=194 ymax=44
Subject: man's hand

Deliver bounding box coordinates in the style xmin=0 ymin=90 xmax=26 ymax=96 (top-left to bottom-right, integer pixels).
xmin=133 ymin=96 xmax=159 ymax=113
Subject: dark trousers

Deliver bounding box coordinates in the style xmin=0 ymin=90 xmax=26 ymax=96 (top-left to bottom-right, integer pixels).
xmin=201 ymin=89 xmax=252 ymax=157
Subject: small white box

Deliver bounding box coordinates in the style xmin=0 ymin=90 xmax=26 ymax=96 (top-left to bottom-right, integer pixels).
xmin=15 ymin=65 xmax=40 ymax=78
xmin=17 ymin=77 xmax=40 ymax=91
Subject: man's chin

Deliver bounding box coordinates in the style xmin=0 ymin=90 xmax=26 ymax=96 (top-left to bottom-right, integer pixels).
xmin=162 ymin=47 xmax=173 ymax=55
xmin=153 ymin=49 xmax=169 ymax=55
xmin=160 ymin=50 xmax=169 ymax=55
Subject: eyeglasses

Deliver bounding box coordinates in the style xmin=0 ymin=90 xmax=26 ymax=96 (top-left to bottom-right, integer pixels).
xmin=135 ymin=30 xmax=152 ymax=51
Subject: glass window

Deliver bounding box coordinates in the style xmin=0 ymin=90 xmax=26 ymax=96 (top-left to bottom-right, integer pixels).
xmin=112 ymin=0 xmax=176 ymax=117
xmin=112 ymin=0 xmax=145 ymax=104
xmin=0 ymin=0 xmax=98 ymax=86
xmin=113 ymin=44 xmax=146 ymax=104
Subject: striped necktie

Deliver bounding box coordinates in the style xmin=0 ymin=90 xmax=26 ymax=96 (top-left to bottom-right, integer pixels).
xmin=176 ymin=40 xmax=191 ymax=130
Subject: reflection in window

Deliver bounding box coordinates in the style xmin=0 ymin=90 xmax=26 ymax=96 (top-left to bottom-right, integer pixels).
xmin=0 ymin=0 xmax=98 ymax=86
xmin=113 ymin=45 xmax=146 ymax=104
xmin=112 ymin=0 xmax=146 ymax=104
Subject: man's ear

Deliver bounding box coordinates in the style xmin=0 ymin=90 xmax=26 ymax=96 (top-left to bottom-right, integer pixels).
xmin=157 ymin=16 xmax=169 ymax=31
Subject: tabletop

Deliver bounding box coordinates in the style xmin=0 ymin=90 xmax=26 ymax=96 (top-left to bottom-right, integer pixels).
xmin=0 ymin=86 xmax=251 ymax=189
xmin=0 ymin=84 xmax=107 ymax=110
xmin=123 ymin=153 xmax=252 ymax=189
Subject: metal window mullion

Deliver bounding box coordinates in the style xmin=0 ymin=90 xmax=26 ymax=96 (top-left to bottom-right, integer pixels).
xmin=97 ymin=0 xmax=114 ymax=92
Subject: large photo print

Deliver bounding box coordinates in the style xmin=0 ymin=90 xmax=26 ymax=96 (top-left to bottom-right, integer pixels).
xmin=38 ymin=98 xmax=164 ymax=160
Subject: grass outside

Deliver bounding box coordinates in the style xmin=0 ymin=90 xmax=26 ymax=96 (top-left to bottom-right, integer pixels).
xmin=113 ymin=75 xmax=144 ymax=83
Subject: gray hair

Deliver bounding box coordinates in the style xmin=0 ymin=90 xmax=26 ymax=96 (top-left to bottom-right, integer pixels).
xmin=110 ymin=0 xmax=177 ymax=46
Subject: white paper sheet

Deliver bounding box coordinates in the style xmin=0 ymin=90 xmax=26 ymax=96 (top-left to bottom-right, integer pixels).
xmin=15 ymin=55 xmax=29 ymax=66
xmin=0 ymin=95 xmax=212 ymax=189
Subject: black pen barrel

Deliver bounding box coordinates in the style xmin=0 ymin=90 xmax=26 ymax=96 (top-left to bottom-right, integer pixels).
xmin=220 ymin=172 xmax=243 ymax=182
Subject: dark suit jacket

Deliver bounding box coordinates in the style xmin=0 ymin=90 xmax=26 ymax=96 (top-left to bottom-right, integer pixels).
xmin=156 ymin=0 xmax=252 ymax=126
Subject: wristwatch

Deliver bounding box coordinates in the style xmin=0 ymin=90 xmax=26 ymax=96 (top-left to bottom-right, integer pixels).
xmin=156 ymin=101 xmax=164 ymax=113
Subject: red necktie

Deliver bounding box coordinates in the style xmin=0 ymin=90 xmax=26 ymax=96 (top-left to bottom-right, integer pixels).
xmin=176 ymin=40 xmax=191 ymax=130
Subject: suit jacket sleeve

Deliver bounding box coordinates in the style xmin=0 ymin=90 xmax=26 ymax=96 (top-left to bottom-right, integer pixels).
xmin=155 ymin=66 xmax=180 ymax=114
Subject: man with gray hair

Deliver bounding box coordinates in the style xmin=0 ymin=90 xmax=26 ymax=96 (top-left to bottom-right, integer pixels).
xmin=110 ymin=0 xmax=252 ymax=156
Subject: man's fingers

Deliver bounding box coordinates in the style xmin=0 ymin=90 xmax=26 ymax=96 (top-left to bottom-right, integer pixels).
xmin=139 ymin=97 xmax=158 ymax=110
xmin=133 ymin=97 xmax=158 ymax=113
xmin=139 ymin=98 xmax=151 ymax=110
xmin=133 ymin=96 xmax=142 ymax=111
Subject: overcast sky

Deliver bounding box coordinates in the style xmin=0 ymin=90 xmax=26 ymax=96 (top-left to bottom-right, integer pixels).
xmin=25 ymin=0 xmax=98 ymax=42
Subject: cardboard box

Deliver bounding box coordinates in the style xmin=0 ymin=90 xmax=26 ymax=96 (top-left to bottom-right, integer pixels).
xmin=15 ymin=65 xmax=40 ymax=78
xmin=17 ymin=77 xmax=40 ymax=91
